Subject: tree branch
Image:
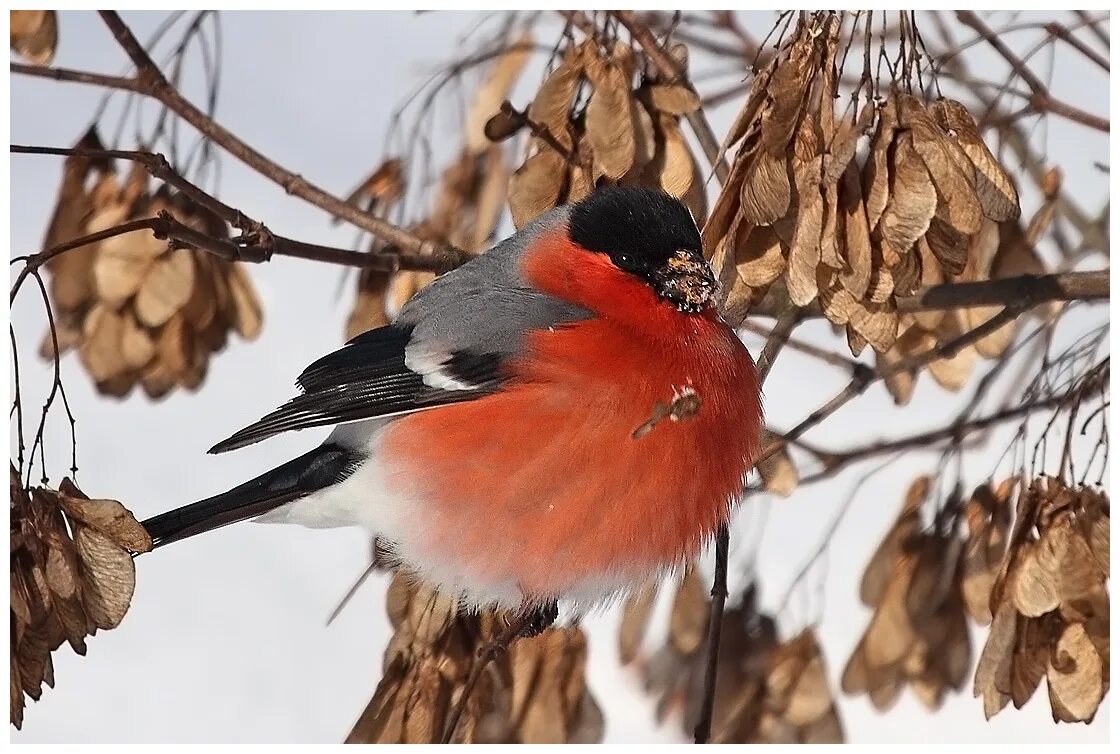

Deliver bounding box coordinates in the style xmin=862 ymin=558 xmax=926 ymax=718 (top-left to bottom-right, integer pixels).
xmin=10 ymin=61 xmax=145 ymax=93
xmin=790 ymin=389 xmax=1091 ymax=489
xmin=695 ymin=304 xmax=800 ymax=744
xmin=754 ymin=303 xmax=1038 ymax=473
xmin=756 ymin=303 xmax=1036 ymax=472
xmin=693 ymin=523 xmax=729 ymax=745
xmin=11 ymin=144 xmax=462 ymax=281
xmin=11 ymin=11 xmax=461 ymax=262
xmin=11 ymin=219 xmax=164 ymax=304
xmin=739 ymin=320 xmax=861 ymax=371
xmin=955 ymin=11 xmax=1109 ymax=132
xmin=748 ymin=270 xmax=1108 ymax=319
xmin=1044 ymin=21 xmax=1109 ymax=71
xmin=98 ymin=11 xmax=466 ymax=256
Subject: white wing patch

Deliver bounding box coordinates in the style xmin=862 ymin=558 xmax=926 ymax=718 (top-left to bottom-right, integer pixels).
xmin=403 ymin=346 xmax=478 ymax=392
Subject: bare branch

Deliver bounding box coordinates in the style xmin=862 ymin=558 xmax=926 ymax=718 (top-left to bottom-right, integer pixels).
xmin=755 ymin=306 xmax=802 ymax=381
xmin=748 ymin=271 xmax=1109 ymax=319
xmin=696 ymin=303 xmax=802 ymax=743
xmin=693 ymin=523 xmax=729 ymax=745
xmin=1075 ymin=10 xmax=1110 ymax=49
xmin=740 ymin=320 xmax=861 ymax=371
xmin=791 ymin=387 xmax=1096 ymax=489
xmin=10 ymin=145 xmax=464 ymax=285
xmin=955 ymin=11 xmax=1109 ymax=132
xmin=758 ymin=304 xmax=1040 ymax=468
xmin=10 ymin=11 xmax=459 ymax=260
xmin=1044 ymin=21 xmax=1109 ymax=71
xmin=10 ymin=61 xmax=145 ymax=93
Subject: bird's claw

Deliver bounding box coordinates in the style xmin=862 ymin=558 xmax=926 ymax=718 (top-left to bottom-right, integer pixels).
xmin=518 ymin=601 xmax=559 ymax=638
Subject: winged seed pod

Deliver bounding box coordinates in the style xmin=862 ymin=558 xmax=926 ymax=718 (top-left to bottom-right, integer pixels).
xmin=10 ymin=469 xmax=151 ymax=728
xmin=706 ymin=13 xmax=1022 ymax=351
xmin=632 ymin=575 xmax=845 ymax=743
xmin=975 ymin=477 xmax=1109 ymax=723
xmin=346 ymin=144 xmax=514 ymax=338
xmin=506 ymin=38 xmax=706 ymax=232
xmin=874 ymin=167 xmax=1055 ymax=405
xmin=10 ymin=10 xmax=58 ymax=66
xmin=343 ymin=159 xmax=407 ymax=340
xmin=39 ymin=130 xmax=262 ymax=399
xmin=842 ymin=478 xmax=973 ymax=712
xmin=347 ymin=572 xmax=602 ymax=743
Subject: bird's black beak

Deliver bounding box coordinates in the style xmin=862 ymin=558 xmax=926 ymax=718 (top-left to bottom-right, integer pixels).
xmin=653 ymin=248 xmax=718 ymax=313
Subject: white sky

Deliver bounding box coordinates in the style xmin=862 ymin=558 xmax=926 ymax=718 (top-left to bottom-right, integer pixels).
xmin=9 ymin=10 xmax=1110 ymax=744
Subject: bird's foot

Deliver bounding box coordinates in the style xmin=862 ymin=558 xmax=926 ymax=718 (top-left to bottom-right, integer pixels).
xmin=474 ymin=600 xmax=559 ymax=660
xmin=517 ymin=600 xmax=559 ymax=638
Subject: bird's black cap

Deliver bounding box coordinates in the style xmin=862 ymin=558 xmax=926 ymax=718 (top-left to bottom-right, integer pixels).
xmin=568 ymin=185 xmax=702 ymax=270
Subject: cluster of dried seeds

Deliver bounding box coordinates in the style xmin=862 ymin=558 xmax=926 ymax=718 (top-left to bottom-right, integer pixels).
xmin=976 ymin=477 xmax=1109 ymax=723
xmin=40 ymin=129 xmax=262 ymax=398
xmin=347 ymin=572 xmax=602 ymax=744
xmin=845 ymin=474 xmax=1109 ymax=723
xmin=10 ymin=468 xmax=151 ymax=728
xmin=843 ymin=476 xmax=973 ymax=711
xmin=350 ymin=29 xmax=716 ymax=341
xmin=706 ymin=13 xmax=1022 ymax=356
xmin=493 ymin=37 xmax=707 ymax=230
xmin=879 ymin=170 xmax=1058 ymax=404
xmin=621 ymin=573 xmax=844 ymax=743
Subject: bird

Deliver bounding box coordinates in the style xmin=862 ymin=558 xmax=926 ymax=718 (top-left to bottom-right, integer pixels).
xmin=141 ymin=185 xmax=764 ymax=623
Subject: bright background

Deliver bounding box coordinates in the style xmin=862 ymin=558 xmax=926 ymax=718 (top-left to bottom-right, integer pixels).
xmin=9 ymin=10 xmax=1110 ymax=744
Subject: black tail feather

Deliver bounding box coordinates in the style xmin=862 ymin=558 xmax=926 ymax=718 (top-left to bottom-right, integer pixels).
xmin=142 ymin=444 xmax=358 ymax=548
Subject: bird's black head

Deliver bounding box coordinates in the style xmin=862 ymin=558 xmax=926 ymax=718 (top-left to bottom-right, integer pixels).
xmin=568 ymin=186 xmax=717 ymax=312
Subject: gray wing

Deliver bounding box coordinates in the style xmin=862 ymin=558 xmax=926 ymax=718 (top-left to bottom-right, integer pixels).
xmin=397 ymin=207 xmax=587 ymax=389
xmin=209 ymin=208 xmax=590 ymax=454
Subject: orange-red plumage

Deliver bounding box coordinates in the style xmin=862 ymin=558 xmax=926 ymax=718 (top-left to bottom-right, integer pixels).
xmin=382 ymin=231 xmax=762 ymax=601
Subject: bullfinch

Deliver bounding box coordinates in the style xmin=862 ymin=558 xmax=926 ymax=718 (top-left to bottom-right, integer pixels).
xmin=142 ymin=186 xmax=763 ymax=617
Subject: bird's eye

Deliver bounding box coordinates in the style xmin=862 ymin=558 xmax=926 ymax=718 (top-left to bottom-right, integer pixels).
xmin=614 ymin=252 xmax=642 ymax=272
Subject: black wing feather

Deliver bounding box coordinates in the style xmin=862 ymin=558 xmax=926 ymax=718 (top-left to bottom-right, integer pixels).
xmin=296 ymin=325 xmax=411 ymax=392
xmin=209 ymin=324 xmax=504 ymax=454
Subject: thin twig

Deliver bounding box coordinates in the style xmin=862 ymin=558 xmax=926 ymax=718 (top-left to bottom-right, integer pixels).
xmin=739 ymin=320 xmax=861 ymax=371
xmin=758 ymin=304 xmax=1031 ymax=468
xmin=441 ymin=612 xmax=534 ymax=743
xmin=955 ymin=11 xmax=1109 ymax=132
xmin=10 ymin=146 xmax=463 ymax=289
xmin=693 ymin=524 xmax=729 ymax=744
xmin=747 ymin=270 xmax=1109 ymax=319
xmin=774 ymin=453 xmax=904 ymax=615
xmin=10 ymin=218 xmax=165 ymax=304
xmin=24 ymin=271 xmax=77 ymax=488
xmin=10 ymin=62 xmax=145 ymax=93
xmin=10 ymin=326 xmax=25 ymax=477
xmin=11 ymin=11 xmax=458 ymax=260
xmin=1044 ymin=21 xmax=1109 ymax=71
xmin=695 ymin=304 xmax=800 ymax=744
xmin=754 ymin=306 xmax=802 ymax=381
xmin=786 ymin=387 xmax=1095 ymax=490
xmin=1075 ymin=10 xmax=1110 ymax=48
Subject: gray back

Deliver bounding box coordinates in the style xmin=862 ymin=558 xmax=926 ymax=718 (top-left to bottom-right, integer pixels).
xmin=398 ymin=207 xmax=592 ymax=365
